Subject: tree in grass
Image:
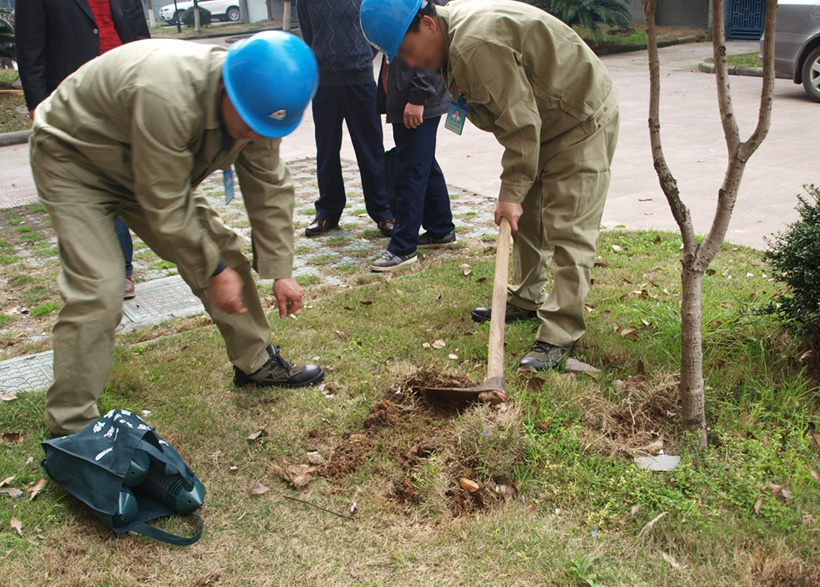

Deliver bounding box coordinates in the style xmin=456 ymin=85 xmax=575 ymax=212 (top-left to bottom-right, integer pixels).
xmin=0 ymin=9 xmax=14 ymax=63
xmin=528 ymin=0 xmax=631 ymax=39
xmin=642 ymin=0 xmax=778 ymax=448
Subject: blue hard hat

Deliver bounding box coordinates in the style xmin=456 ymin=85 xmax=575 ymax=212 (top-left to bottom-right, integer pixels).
xmin=360 ymin=0 xmax=423 ymax=63
xmin=223 ymin=31 xmax=318 ymax=139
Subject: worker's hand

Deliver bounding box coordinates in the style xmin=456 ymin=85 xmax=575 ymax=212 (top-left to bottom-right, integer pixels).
xmin=495 ymin=201 xmax=523 ymax=232
xmin=273 ymin=278 xmax=305 ymax=319
xmin=403 ymin=103 xmax=424 ymax=129
xmin=209 ymin=267 xmax=247 ymax=315
xmin=29 ymin=110 xmax=35 ymax=120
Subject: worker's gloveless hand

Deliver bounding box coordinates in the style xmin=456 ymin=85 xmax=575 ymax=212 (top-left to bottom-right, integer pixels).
xmin=273 ymin=278 xmax=305 ymax=319
xmin=209 ymin=267 xmax=247 ymax=315
xmin=495 ymin=201 xmax=523 ymax=232
xmin=403 ymin=103 xmax=424 ymax=129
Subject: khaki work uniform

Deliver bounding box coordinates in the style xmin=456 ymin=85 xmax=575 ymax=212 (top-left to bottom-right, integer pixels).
xmin=438 ymin=0 xmax=619 ymax=347
xmin=30 ymin=40 xmax=296 ymax=435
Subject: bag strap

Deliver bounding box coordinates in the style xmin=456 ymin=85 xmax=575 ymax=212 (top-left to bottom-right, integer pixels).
xmin=130 ymin=513 xmax=203 ymax=546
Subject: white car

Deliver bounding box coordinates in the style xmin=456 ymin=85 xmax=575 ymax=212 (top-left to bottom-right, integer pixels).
xmin=159 ymin=0 xmax=241 ymax=25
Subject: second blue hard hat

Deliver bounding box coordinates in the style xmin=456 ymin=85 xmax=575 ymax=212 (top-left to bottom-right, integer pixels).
xmin=360 ymin=0 xmax=423 ymax=63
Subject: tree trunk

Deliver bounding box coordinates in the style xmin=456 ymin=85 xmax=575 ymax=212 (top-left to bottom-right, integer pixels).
xmin=145 ymin=0 xmax=156 ymax=27
xmin=193 ymin=0 xmax=201 ymax=34
xmin=282 ymin=0 xmax=291 ymax=32
xmin=680 ymin=264 xmax=707 ymax=447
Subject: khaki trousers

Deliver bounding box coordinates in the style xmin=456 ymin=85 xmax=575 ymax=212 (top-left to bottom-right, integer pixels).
xmin=508 ymin=100 xmax=619 ymax=348
xmin=32 ymin=140 xmax=272 ymax=436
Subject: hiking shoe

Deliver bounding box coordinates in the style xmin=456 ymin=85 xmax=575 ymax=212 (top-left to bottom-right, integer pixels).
xmin=305 ymin=218 xmax=339 ymax=237
xmin=370 ymin=250 xmax=418 ymax=273
xmin=519 ymin=341 xmax=572 ymax=371
xmin=378 ymin=219 xmax=395 ymax=237
xmin=233 ymin=345 xmax=324 ymax=388
xmin=418 ymin=230 xmax=456 ymax=248
xmin=471 ymin=303 xmax=538 ymax=324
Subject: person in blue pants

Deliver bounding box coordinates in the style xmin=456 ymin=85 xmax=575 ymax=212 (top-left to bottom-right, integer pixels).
xmin=370 ymin=46 xmax=455 ymax=272
xmin=297 ymin=0 xmax=395 ymax=239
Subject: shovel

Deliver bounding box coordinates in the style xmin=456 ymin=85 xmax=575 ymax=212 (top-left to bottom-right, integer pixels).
xmin=422 ymin=217 xmax=512 ymax=405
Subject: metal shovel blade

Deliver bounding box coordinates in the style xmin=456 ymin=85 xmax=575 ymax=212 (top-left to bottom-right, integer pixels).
xmin=421 ymin=376 xmax=507 ymax=405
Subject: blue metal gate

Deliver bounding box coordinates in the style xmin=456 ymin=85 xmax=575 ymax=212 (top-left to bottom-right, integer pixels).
xmin=726 ymin=0 xmax=766 ymax=40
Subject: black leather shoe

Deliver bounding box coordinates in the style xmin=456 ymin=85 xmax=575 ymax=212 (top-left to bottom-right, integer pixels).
xmin=305 ymin=218 xmax=338 ymax=237
xmin=234 ymin=345 xmax=324 ymax=388
xmin=471 ymin=303 xmax=538 ymax=324
xmin=519 ymin=341 xmax=572 ymax=371
xmin=377 ymin=219 xmax=395 ymax=237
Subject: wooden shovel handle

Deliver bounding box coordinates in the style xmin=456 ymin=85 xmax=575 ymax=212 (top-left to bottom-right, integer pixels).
xmin=486 ymin=217 xmax=512 ymax=381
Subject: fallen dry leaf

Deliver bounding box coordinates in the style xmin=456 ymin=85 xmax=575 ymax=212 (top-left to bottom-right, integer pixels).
xmin=620 ymin=327 xmax=639 ymax=340
xmin=803 ymin=514 xmax=814 ymax=527
xmin=459 ymin=263 xmax=472 ymax=276
xmin=10 ymin=516 xmax=22 ymax=537
xmin=811 ymin=469 xmax=820 ymax=482
xmin=526 ymin=504 xmax=538 ymax=517
xmin=270 ymin=461 xmax=316 ymax=489
xmin=495 ymin=483 xmax=519 ymax=500
xmin=0 ymin=476 xmax=13 ymax=487
xmin=0 ymin=393 xmax=17 ymax=402
xmin=432 ymin=339 xmax=446 ymax=350
xmin=249 ymin=484 xmax=269 ymax=496
xmin=526 ymin=376 xmax=547 ymax=392
xmin=2 ymin=433 xmax=23 ymax=444
xmin=28 ymin=479 xmax=47 ymax=502
xmin=662 ymin=552 xmax=682 ymax=570
xmin=631 ymin=504 xmax=643 ymax=518
xmin=611 ymin=244 xmax=622 ymax=253
xmin=422 ymin=342 xmax=431 ymax=349
xmin=0 ymin=487 xmax=24 ymax=499
xmin=360 ymin=300 xmax=373 ymax=307
xmin=459 ymin=478 xmax=480 ymax=493
xmin=584 ymin=304 xmax=596 ymax=313
xmin=781 ymin=487 xmax=793 ymax=501
xmin=754 ymin=497 xmax=764 ymax=515
xmin=247 ymin=429 xmax=267 ymax=442
xmin=810 ymin=431 xmax=820 ymax=447
xmin=306 ymin=451 xmax=326 ymax=466
xmin=334 ymin=330 xmax=348 ymax=341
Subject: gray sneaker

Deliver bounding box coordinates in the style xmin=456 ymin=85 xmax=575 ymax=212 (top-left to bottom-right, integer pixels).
xmin=370 ymin=250 xmax=418 ymax=273
xmin=418 ymin=230 xmax=456 ymax=248
xmin=234 ymin=345 xmax=324 ymax=388
xmin=519 ymin=341 xmax=573 ymax=371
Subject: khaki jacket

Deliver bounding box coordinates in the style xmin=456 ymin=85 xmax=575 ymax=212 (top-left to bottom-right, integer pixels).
xmin=437 ymin=0 xmax=616 ymax=203
xmin=31 ymin=39 xmax=295 ymax=287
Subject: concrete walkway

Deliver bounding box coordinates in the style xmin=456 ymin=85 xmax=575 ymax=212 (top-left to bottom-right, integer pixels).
xmin=1 ymin=40 xmax=815 ymax=247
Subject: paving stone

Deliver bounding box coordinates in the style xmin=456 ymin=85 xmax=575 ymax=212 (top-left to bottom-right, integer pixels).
xmin=0 ymin=350 xmax=54 ymax=394
xmin=122 ymin=275 xmax=204 ymax=323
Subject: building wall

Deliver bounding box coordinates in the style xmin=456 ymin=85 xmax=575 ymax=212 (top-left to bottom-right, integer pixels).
xmin=628 ymin=0 xmax=710 ymax=29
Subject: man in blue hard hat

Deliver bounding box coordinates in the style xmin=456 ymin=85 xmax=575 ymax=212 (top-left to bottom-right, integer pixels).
xmin=30 ymin=32 xmax=325 ymax=436
xmin=361 ymin=0 xmax=619 ymax=371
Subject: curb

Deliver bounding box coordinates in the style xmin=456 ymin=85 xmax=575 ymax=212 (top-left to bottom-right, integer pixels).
xmin=0 ymin=130 xmax=31 ymax=147
xmin=698 ymin=62 xmax=790 ymax=79
xmin=590 ymin=35 xmax=707 ymax=56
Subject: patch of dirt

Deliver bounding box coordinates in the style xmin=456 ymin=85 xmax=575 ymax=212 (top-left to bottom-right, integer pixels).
xmin=743 ymin=551 xmax=820 ymax=587
xmin=582 ymin=374 xmax=680 ymax=457
xmin=307 ymin=370 xmax=519 ymax=517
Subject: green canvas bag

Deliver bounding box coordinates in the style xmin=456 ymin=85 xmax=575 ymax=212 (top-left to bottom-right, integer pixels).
xmin=41 ymin=409 xmax=205 ymax=546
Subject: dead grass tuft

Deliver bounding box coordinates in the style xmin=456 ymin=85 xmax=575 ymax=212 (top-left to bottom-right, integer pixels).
xmin=742 ymin=549 xmax=820 ymax=587
xmin=581 ymin=373 xmax=680 ymax=457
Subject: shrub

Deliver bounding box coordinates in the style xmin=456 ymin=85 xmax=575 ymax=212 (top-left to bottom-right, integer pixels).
xmin=526 ymin=0 xmax=631 ymax=39
xmin=181 ymin=6 xmax=211 ymax=27
xmin=0 ymin=9 xmax=14 ymax=61
xmin=766 ymin=185 xmax=820 ymax=338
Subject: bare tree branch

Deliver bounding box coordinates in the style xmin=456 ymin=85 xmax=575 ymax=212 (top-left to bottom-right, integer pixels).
xmin=699 ymin=0 xmax=778 ymax=267
xmin=711 ymin=0 xmax=741 ymax=154
xmin=642 ymin=0 xmax=697 ymax=256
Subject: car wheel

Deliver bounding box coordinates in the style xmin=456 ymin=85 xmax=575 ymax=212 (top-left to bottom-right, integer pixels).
xmin=802 ymin=45 xmax=820 ymax=103
xmin=173 ymin=11 xmax=184 ymax=25
xmin=227 ymin=7 xmax=240 ymax=21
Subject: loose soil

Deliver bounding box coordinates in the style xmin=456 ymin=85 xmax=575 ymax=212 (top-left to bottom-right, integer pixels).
xmin=306 ymin=370 xmax=519 ymax=517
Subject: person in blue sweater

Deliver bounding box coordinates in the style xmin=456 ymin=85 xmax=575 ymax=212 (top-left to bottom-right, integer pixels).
xmin=297 ymin=0 xmax=395 ymax=238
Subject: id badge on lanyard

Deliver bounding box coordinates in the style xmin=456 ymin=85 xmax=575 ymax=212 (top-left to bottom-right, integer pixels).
xmin=223 ymin=167 xmax=235 ymax=205
xmin=444 ymin=94 xmax=473 ymax=135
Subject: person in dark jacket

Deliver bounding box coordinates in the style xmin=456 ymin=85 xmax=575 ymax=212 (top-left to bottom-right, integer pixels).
xmin=297 ymin=0 xmax=395 ymax=239
xmin=15 ymin=0 xmax=149 ymax=299
xmin=369 ymin=49 xmax=455 ymax=272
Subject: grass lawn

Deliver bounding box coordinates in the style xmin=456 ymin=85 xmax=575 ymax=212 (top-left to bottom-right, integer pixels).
xmin=0 ymin=93 xmax=31 ymax=134
xmin=707 ymin=52 xmax=765 ymax=68
xmin=1 ymin=229 xmax=818 ymax=586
